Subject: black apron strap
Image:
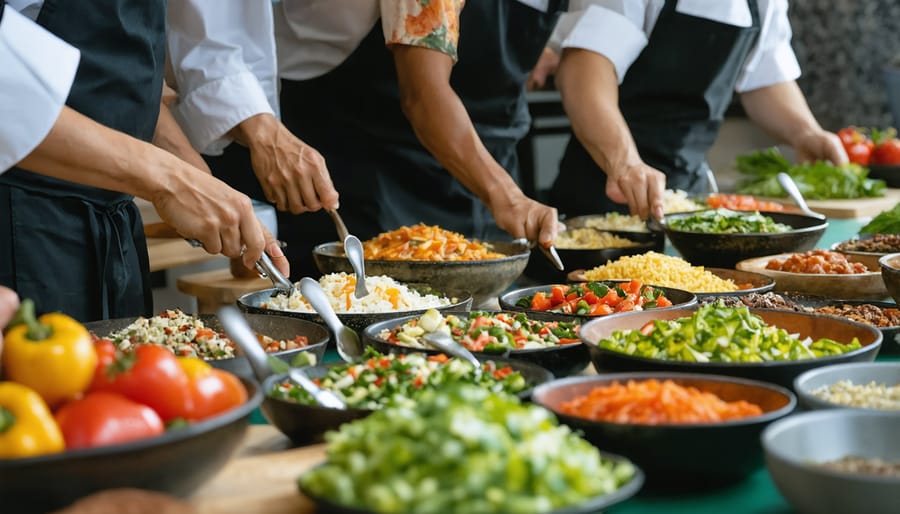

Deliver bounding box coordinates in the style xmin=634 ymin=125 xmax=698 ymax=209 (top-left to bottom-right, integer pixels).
xmin=550 ymin=0 xmax=761 ymax=217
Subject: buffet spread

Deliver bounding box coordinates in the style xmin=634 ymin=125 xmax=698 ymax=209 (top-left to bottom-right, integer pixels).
xmin=4 ymin=155 xmax=900 ymax=513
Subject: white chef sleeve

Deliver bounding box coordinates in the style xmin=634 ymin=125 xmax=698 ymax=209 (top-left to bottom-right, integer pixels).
xmin=549 ymin=0 xmax=649 ymax=83
xmin=735 ymin=0 xmax=801 ymax=93
xmin=0 ymin=5 xmax=79 ymax=172
xmin=167 ymin=0 xmax=279 ymax=155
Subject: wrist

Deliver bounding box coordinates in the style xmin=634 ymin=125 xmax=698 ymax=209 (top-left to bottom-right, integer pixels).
xmin=230 ymin=113 xmax=278 ymax=149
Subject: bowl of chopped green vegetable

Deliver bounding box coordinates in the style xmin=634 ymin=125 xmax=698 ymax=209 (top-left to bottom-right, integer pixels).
xmin=362 ymin=309 xmax=587 ymax=377
xmin=658 ymin=208 xmax=828 ymax=268
xmin=498 ymin=280 xmax=696 ymax=321
xmin=763 ymin=410 xmax=900 ymax=514
xmin=580 ymin=304 xmax=882 ymax=389
xmin=533 ymin=372 xmax=796 ymax=488
xmin=297 ymin=385 xmax=644 ymax=514
xmin=260 ymin=348 xmax=553 ymax=445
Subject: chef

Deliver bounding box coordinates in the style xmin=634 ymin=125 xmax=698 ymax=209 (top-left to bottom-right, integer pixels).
xmin=546 ymin=0 xmax=847 ymax=220
xmin=168 ymin=0 xmax=563 ymax=277
xmin=0 ymin=2 xmax=287 ymax=322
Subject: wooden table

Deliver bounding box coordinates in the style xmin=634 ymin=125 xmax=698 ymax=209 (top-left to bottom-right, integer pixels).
xmin=190 ymin=426 xmax=324 ymax=514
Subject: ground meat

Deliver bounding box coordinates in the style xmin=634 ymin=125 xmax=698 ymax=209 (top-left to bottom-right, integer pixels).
xmin=813 ymin=304 xmax=900 ymax=327
xmin=766 ymin=250 xmax=869 ymax=274
xmin=834 ymin=234 xmax=900 ymax=253
xmin=699 ymin=293 xmax=811 ymax=312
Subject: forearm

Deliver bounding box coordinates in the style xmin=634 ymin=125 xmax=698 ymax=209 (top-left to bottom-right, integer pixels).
xmin=17 ymin=106 xmax=178 ymax=200
xmin=739 ymin=81 xmax=822 ymax=148
xmin=153 ymin=101 xmax=212 ymax=173
xmin=556 ymin=48 xmax=640 ymax=174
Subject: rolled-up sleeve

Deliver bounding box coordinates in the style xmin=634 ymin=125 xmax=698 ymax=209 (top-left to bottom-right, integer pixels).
xmin=381 ymin=0 xmax=464 ymax=61
xmin=734 ymin=0 xmax=801 ymax=92
xmin=549 ymin=1 xmax=648 ymax=83
xmin=0 ymin=5 xmax=79 ymax=172
xmin=167 ymin=0 xmax=279 ymax=155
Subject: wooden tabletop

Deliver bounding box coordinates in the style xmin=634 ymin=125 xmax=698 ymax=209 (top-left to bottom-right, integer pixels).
xmin=190 ymin=426 xmax=324 ymax=514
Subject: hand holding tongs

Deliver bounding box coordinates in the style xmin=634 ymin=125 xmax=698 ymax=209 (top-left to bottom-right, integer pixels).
xmin=185 ymin=238 xmax=295 ymax=295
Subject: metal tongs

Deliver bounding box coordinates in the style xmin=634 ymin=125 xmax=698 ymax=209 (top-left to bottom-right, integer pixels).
xmin=514 ymin=238 xmax=564 ymax=271
xmin=183 ymin=238 xmax=294 ymax=294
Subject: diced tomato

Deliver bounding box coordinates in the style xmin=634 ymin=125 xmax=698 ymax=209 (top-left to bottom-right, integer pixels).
xmin=470 ymin=332 xmax=492 ymax=351
xmin=582 ymin=292 xmax=600 ymax=305
xmin=639 ymin=321 xmax=655 ymax=336
xmin=550 ymin=285 xmax=568 ymax=304
xmin=615 ymin=299 xmax=636 ymax=312
xmin=472 ymin=316 xmax=492 ymax=329
xmin=656 ymin=296 xmax=673 ymax=307
xmin=374 ymin=377 xmax=384 ymax=387
xmin=588 ymin=303 xmax=614 ymax=316
xmin=558 ymin=338 xmax=581 ymax=345
xmin=413 ymin=376 xmax=424 ymax=387
xmin=566 ymin=291 xmax=579 ymax=302
xmin=600 ymin=289 xmax=621 ymax=305
xmin=493 ymin=367 xmax=514 ymax=379
xmin=530 ymin=292 xmax=553 ymax=311
xmin=427 ymin=354 xmax=450 ymax=363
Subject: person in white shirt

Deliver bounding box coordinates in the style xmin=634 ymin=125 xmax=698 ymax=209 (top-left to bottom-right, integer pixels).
xmin=0 ymin=2 xmax=287 ymax=321
xmin=546 ymin=0 xmax=846 ymax=220
xmin=167 ymin=1 xmax=562 ymax=277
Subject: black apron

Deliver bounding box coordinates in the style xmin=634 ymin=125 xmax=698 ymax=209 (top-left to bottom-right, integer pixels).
xmin=549 ymin=0 xmax=761 ymax=217
xmin=0 ymin=0 xmax=164 ymax=321
xmin=210 ymin=0 xmax=564 ymax=278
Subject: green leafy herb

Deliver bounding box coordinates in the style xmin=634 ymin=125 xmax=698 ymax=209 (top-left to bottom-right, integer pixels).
xmin=735 ymin=148 xmax=885 ymax=199
xmin=668 ymin=208 xmax=791 ymax=233
xmin=860 ymin=203 xmax=900 ymax=234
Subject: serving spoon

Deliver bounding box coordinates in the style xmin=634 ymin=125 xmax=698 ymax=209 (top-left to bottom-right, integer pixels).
xmin=513 ymin=238 xmax=565 ymax=271
xmin=343 ymin=235 xmax=370 ymax=299
xmin=422 ymin=331 xmax=483 ymax=377
xmin=299 ymin=277 xmax=365 ymax=363
xmin=777 ymin=172 xmax=825 ymax=219
xmin=217 ymin=305 xmax=346 ymax=409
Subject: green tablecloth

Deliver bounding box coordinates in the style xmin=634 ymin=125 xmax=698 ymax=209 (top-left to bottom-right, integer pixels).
xmin=255 ymin=216 xmax=888 ymax=513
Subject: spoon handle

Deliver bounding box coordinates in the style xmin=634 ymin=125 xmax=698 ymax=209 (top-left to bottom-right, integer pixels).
xmin=422 ymin=332 xmax=481 ymax=370
xmin=777 ymin=172 xmax=823 ymax=219
xmin=343 ymin=235 xmax=370 ymax=298
xmin=299 ymin=277 xmax=344 ymax=335
xmin=326 ymin=208 xmax=350 ymax=242
xmin=217 ymin=306 xmax=272 ymax=382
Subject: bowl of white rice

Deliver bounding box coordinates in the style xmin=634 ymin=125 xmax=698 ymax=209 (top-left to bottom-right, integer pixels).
xmin=237 ymin=273 xmax=473 ymax=334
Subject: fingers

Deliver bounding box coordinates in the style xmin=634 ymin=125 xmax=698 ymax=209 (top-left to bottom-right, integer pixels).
xmin=536 ymin=206 xmax=559 ymax=244
xmin=0 ymin=285 xmax=20 ymax=329
xmin=263 ymin=228 xmax=290 ymax=278
xmin=238 ymin=215 xmax=266 ymax=271
xmin=825 ymin=132 xmax=849 ymax=165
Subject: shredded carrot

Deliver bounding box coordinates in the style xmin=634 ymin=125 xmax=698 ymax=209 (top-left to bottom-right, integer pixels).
xmin=559 ymin=379 xmax=764 ymax=424
xmin=362 ymin=224 xmax=505 ymax=261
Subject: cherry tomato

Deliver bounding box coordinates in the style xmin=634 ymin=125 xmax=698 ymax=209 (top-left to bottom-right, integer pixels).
xmin=838 ymin=126 xmax=864 ymax=146
xmin=178 ymin=358 xmax=248 ymax=421
xmin=56 ymin=391 xmax=164 ymax=449
xmin=838 ymin=126 xmax=874 ymax=165
xmin=872 ymin=139 xmax=900 ymax=165
xmin=90 ymin=341 xmax=193 ymax=422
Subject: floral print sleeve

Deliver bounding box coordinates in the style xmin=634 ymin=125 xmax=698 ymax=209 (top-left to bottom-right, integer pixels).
xmin=381 ymin=0 xmax=465 ymax=61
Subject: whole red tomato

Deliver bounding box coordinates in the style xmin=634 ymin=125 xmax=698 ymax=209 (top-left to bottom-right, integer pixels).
xmin=872 ymin=139 xmax=900 ymax=165
xmin=90 ymin=341 xmax=193 ymax=422
xmin=56 ymin=391 xmax=164 ymax=449
xmin=838 ymin=126 xmax=874 ymax=165
xmin=178 ymin=358 xmax=248 ymax=421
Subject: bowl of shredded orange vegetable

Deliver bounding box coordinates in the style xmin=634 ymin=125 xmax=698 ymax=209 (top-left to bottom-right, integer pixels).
xmin=532 ymin=372 xmax=796 ymax=487
xmin=313 ymin=224 xmax=530 ymax=304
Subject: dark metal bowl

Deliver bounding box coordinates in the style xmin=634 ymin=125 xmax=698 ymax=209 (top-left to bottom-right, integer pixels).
xmin=362 ymin=310 xmax=588 ymax=377
xmin=237 ymin=285 xmax=472 ymax=336
xmin=312 ymin=240 xmax=529 ymax=305
xmin=763 ymin=410 xmax=900 ymax=514
xmin=0 ymin=378 xmax=261 ymax=513
xmin=498 ymin=281 xmax=697 ymax=321
xmin=661 ymin=210 xmax=828 ymax=268
xmin=532 ymin=372 xmax=796 ymax=488
xmin=866 ymin=164 xmax=900 ymax=188
xmin=260 ymin=357 xmax=554 ymax=446
xmin=580 ymin=307 xmax=882 ymax=390
xmin=83 ymin=313 xmax=330 ymax=380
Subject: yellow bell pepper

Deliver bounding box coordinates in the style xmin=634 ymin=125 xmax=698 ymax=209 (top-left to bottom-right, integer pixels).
xmin=0 ymin=381 xmax=65 ymax=458
xmin=1 ymin=300 xmax=97 ymax=406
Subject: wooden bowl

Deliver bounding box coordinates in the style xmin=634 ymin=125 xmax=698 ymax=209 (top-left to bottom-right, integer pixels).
xmin=736 ymin=253 xmax=889 ymax=301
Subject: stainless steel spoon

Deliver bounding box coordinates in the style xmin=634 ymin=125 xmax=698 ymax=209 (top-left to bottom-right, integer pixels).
xmin=422 ymin=331 xmax=482 ymax=376
xmin=513 ymin=238 xmax=565 ymax=271
xmin=299 ymin=277 xmax=365 ymax=363
xmin=217 ymin=305 xmax=346 ymax=409
xmin=326 ymin=208 xmax=350 ymax=242
xmin=343 ymin=235 xmax=369 ymax=299
xmin=777 ymin=172 xmax=825 ymax=219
